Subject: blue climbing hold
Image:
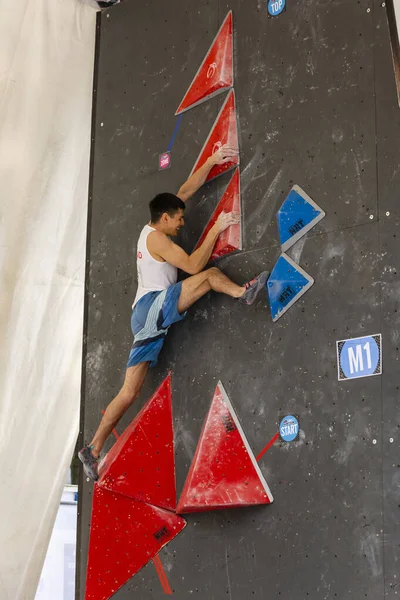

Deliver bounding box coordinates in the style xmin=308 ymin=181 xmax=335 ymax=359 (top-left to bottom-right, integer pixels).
xmin=276 ymin=185 xmax=325 ymax=252
xmin=266 ymin=253 xmax=314 ymax=322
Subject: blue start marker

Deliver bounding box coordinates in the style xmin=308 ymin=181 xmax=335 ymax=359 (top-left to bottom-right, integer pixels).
xmin=276 ymin=185 xmax=325 ymax=252
xmin=337 ymin=334 xmax=382 ymax=381
xmin=268 ymin=0 xmax=286 ymax=17
xmin=266 ymin=253 xmax=314 ymax=322
xmin=279 ymin=415 xmax=299 ymax=442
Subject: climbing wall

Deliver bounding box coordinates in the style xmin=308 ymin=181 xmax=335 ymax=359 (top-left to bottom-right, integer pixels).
xmin=77 ymin=0 xmax=400 ymax=598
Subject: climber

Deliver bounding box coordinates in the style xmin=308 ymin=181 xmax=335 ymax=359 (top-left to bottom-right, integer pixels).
xmin=79 ymin=144 xmax=269 ymax=480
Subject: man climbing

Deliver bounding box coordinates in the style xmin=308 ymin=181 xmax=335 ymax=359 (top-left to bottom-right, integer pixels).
xmin=79 ymin=144 xmax=269 ymax=480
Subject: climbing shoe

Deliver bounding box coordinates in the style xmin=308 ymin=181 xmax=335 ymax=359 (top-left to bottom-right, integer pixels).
xmin=239 ymin=270 xmax=270 ymax=305
xmin=78 ymin=446 xmax=99 ymax=481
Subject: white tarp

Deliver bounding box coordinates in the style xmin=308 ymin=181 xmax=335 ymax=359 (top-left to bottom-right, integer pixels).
xmin=0 ymin=1 xmax=96 ymax=598
xmin=395 ymin=0 xmax=400 ymax=25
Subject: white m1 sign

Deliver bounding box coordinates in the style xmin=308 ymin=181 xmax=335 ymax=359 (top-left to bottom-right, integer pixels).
xmin=336 ymin=334 xmax=382 ymax=381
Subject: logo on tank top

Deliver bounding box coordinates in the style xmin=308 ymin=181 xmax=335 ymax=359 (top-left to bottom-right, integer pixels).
xmin=137 ymin=251 xmax=142 ymax=259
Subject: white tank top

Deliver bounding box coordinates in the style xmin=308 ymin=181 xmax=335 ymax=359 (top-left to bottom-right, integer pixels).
xmin=132 ymin=224 xmax=178 ymax=307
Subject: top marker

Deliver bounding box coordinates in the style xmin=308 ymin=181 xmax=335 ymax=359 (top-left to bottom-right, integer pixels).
xmin=175 ymin=12 xmax=233 ymax=115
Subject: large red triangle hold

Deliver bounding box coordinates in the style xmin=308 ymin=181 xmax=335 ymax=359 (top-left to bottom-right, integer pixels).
xmin=189 ymin=89 xmax=239 ymax=183
xmin=85 ymin=486 xmax=186 ymax=600
xmin=98 ymin=375 xmax=176 ymax=511
xmin=176 ymin=382 xmax=274 ymax=514
xmin=175 ymin=11 xmax=233 ymax=115
xmin=194 ymin=169 xmax=241 ymax=261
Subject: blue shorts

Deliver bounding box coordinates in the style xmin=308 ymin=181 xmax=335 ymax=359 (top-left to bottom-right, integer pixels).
xmin=126 ymin=282 xmax=186 ymax=369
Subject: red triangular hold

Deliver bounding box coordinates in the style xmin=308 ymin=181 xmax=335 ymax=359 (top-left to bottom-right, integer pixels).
xmin=175 ymin=11 xmax=233 ymax=115
xmin=194 ymin=168 xmax=241 ymax=261
xmin=98 ymin=375 xmax=176 ymax=511
xmin=85 ymin=486 xmax=186 ymax=600
xmin=189 ymin=89 xmax=239 ymax=183
xmin=176 ymin=382 xmax=274 ymax=514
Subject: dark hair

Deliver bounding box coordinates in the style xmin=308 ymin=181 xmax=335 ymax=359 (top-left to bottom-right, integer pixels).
xmin=149 ymin=193 xmax=185 ymax=223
